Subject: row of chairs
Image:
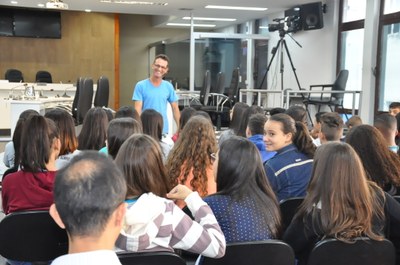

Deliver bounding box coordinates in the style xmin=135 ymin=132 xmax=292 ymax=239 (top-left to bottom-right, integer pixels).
xmin=71 ymin=76 xmax=110 ymax=125
xmin=5 ymin=69 xmax=53 ymax=83
xmin=0 ymin=210 xmax=396 ymax=265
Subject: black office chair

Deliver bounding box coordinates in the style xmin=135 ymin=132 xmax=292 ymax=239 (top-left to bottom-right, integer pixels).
xmin=72 ymin=77 xmax=84 ymax=124
xmin=76 ymin=77 xmax=94 ymax=124
xmin=202 ymin=240 xmax=295 ymax=265
xmin=35 ymin=70 xmax=53 ymax=83
xmin=0 ymin=211 xmax=68 ymax=262
xmin=201 ymin=68 xmax=240 ymax=130
xmin=94 ymin=76 xmax=110 ymax=108
xmin=211 ymin=72 xmax=225 ymax=94
xmin=5 ymin=68 xmax=24 ymax=82
xmin=118 ymin=251 xmax=186 ymax=265
xmin=191 ymin=70 xmax=211 ymax=110
xmin=307 ymin=237 xmax=395 ymax=265
xmin=303 ymin=70 xmax=349 ymax=126
xmin=279 ymin=197 xmax=304 ymax=232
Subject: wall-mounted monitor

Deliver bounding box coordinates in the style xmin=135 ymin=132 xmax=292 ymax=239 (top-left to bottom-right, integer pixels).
xmin=0 ymin=9 xmax=14 ymax=36
xmin=0 ymin=8 xmax=61 ymax=39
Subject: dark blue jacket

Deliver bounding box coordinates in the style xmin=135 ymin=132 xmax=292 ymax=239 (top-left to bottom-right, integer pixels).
xmin=248 ymin=134 xmax=276 ymax=163
xmin=264 ymin=144 xmax=313 ymax=202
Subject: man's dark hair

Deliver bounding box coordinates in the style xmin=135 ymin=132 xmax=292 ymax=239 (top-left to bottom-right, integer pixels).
xmin=285 ymin=105 xmax=307 ymax=124
xmin=320 ymin=112 xmax=344 ymax=141
xmin=374 ymin=113 xmax=397 ymax=130
xmin=269 ymin=107 xmax=286 ymax=116
xmin=154 ymin=54 xmax=170 ymax=65
xmin=389 ymin=102 xmax=400 ymax=109
xmin=54 ymin=151 xmax=127 ymax=237
xmin=247 ymin=113 xmax=267 ymax=136
xmin=315 ymin=112 xmax=327 ymax=124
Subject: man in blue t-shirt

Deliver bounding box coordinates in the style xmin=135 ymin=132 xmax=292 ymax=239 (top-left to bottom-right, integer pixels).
xmin=132 ymin=54 xmax=180 ymax=134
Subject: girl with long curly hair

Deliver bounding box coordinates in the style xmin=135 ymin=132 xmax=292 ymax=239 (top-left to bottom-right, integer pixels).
xmin=166 ymin=115 xmax=217 ymax=207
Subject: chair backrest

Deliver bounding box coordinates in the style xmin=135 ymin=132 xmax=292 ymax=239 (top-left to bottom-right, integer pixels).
xmin=332 ymin=69 xmax=349 ymax=101
xmin=77 ymin=77 xmax=94 ymax=124
xmin=393 ymin=195 xmax=400 ymax=203
xmin=5 ymin=68 xmax=24 ymax=82
xmin=307 ymin=238 xmax=396 ymax=265
xmin=94 ymin=76 xmax=110 ymax=108
xmin=226 ymin=68 xmax=240 ymax=103
xmin=118 ymin=251 xmax=186 ymax=265
xmin=0 ymin=211 xmax=68 ymax=262
xmin=202 ymin=240 xmax=295 ymax=265
xmin=212 ymin=71 xmax=225 ymax=94
xmin=72 ymin=77 xmax=83 ymax=122
xmin=35 ymin=70 xmax=53 ymax=83
xmin=279 ymin=197 xmax=304 ymax=231
xmin=200 ymin=70 xmax=211 ymax=106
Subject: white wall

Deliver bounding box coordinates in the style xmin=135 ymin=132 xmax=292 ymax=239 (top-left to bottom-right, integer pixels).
xmin=266 ymin=0 xmax=339 ymax=108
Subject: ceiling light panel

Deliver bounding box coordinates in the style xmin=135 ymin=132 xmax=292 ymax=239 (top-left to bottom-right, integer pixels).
xmin=205 ymin=5 xmax=267 ymax=11
xmin=167 ymin=23 xmax=216 ymax=28
xmin=100 ymin=0 xmax=168 ymax=5
xmin=182 ymin=17 xmax=236 ymax=22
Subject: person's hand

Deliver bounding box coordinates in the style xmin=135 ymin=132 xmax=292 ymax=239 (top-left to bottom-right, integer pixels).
xmin=166 ymin=184 xmax=193 ymax=200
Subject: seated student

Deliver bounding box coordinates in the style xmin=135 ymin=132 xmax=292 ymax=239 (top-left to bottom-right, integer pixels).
xmin=141 ymin=109 xmax=173 ymax=161
xmin=285 ymin=105 xmax=308 ymax=125
xmin=45 ymin=108 xmax=79 ymax=169
xmin=246 ymin=113 xmax=276 ymax=163
xmin=204 ymin=137 xmax=281 ymax=243
xmin=171 ymin=107 xmax=196 ymax=142
xmin=106 ymin=118 xmax=142 ymax=159
xmin=166 ymin=116 xmax=218 ymax=207
xmin=114 ymin=134 xmax=226 ymax=257
xmin=77 ymin=107 xmax=109 ymax=151
xmin=263 ymin=113 xmax=315 ymax=202
xmin=219 ymin=102 xmax=249 ymax=145
xmin=3 ymin=109 xmax=38 ymax=169
xmin=283 ymin=142 xmax=400 ymax=265
xmin=2 ymin=116 xmax=60 ymax=214
xmin=389 ymin=102 xmax=400 ymax=116
xmin=309 ymin=112 xmax=326 ymax=146
xmin=374 ymin=113 xmax=399 ymax=153
xmin=318 ymin=112 xmax=344 ymax=144
xmin=115 ymin=105 xmax=141 ymax=123
xmin=346 ymin=125 xmax=400 ymax=195
xmin=50 ymin=151 xmax=127 ymax=265
xmin=345 ymin=115 xmax=363 ymax=131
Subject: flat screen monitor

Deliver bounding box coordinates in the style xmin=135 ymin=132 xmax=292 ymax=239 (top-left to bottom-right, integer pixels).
xmin=0 ymin=9 xmax=13 ymax=36
xmin=13 ymin=10 xmax=61 ymax=39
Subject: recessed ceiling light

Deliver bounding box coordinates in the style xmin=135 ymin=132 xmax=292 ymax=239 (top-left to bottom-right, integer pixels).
xmin=10 ymin=1 xmax=18 ymax=4
xmin=166 ymin=23 xmax=216 ymax=28
xmin=182 ymin=17 xmax=236 ymax=22
xmin=205 ymin=5 xmax=267 ymax=11
xmin=37 ymin=3 xmax=45 ymax=7
xmin=100 ymin=0 xmax=167 ymax=5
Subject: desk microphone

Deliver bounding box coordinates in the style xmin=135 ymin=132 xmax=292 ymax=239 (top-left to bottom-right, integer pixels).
xmin=9 ymin=83 xmax=28 ymax=100
xmin=35 ymin=81 xmax=48 ymax=98
xmin=62 ymin=86 xmax=75 ymax=98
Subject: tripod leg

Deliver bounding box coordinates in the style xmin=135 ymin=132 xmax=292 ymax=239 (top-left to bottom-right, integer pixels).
xmin=258 ymin=38 xmax=282 ymax=89
xmin=282 ymin=39 xmax=303 ymax=96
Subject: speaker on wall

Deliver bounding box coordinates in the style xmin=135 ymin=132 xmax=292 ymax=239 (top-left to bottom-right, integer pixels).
xmin=301 ymin=2 xmax=324 ymax=31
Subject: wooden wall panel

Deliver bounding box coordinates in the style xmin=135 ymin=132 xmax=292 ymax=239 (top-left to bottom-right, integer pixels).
xmin=0 ymin=11 xmax=116 ymax=108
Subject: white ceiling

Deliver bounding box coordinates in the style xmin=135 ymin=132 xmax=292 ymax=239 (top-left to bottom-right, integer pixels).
xmin=1 ymin=0 xmax=317 ymax=28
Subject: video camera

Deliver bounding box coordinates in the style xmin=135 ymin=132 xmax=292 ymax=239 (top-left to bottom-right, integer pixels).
xmin=268 ymin=15 xmax=301 ymax=34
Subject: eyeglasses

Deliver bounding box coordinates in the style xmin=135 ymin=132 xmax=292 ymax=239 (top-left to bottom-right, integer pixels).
xmin=153 ymin=64 xmax=168 ymax=70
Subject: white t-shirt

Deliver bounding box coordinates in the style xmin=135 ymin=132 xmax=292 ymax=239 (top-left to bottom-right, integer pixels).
xmin=51 ymin=250 xmax=121 ymax=265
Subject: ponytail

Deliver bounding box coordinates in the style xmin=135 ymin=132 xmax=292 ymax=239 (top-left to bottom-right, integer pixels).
xmin=293 ymin=121 xmax=316 ymax=158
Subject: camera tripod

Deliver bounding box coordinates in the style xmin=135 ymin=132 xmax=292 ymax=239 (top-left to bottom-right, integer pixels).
xmin=259 ymin=30 xmax=303 ymax=94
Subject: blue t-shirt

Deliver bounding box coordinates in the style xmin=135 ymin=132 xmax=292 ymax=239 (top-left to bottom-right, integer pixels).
xmin=132 ymin=79 xmax=178 ymax=134
xmin=204 ymin=194 xmax=274 ymax=243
